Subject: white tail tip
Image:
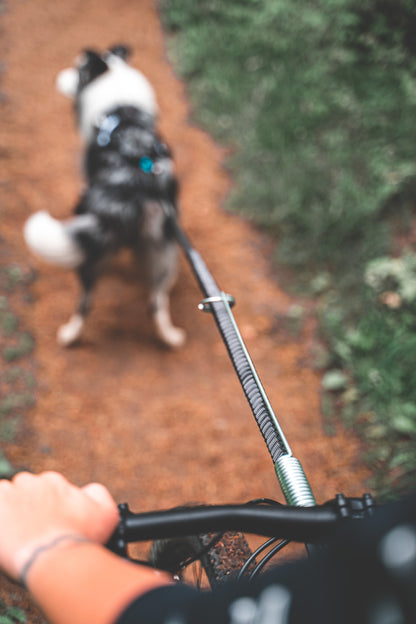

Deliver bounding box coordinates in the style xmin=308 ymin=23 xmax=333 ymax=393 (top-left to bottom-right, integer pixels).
xmin=23 ymin=211 xmax=85 ymax=269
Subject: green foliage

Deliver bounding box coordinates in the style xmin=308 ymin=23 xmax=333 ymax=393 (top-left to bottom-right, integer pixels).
xmin=0 ymin=264 xmax=36 ymax=478
xmin=2 ymin=333 xmax=34 ymax=363
xmin=0 ymin=600 xmax=26 ymax=624
xmin=161 ymin=0 xmax=416 ymax=273
xmin=320 ymin=256 xmax=416 ymax=496
xmin=365 ymin=252 xmax=416 ymax=304
xmin=0 ymin=270 xmax=35 ymax=363
xmin=160 ymin=0 xmax=416 ymax=496
xmin=0 ymin=266 xmax=25 ymax=292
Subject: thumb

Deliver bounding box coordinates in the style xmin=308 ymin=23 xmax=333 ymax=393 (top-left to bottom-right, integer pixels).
xmin=81 ymin=483 xmax=120 ymax=540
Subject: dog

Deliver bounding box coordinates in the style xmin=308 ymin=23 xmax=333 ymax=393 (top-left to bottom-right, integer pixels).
xmin=24 ymin=44 xmax=186 ymax=349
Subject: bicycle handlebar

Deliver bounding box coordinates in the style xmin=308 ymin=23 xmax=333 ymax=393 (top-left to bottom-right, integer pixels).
xmin=108 ymin=494 xmax=375 ymax=556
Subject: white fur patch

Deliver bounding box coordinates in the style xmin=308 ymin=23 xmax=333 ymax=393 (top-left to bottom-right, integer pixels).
xmin=23 ymin=211 xmax=85 ymax=268
xmin=153 ymin=308 xmax=186 ymax=349
xmin=78 ymin=57 xmax=158 ymax=142
xmin=57 ymin=313 xmax=85 ymax=346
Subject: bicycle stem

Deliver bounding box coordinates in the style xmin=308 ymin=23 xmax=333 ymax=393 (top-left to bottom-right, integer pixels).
xmin=166 ymin=204 xmax=316 ymax=507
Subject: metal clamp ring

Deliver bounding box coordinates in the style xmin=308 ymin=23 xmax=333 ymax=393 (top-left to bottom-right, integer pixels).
xmin=198 ymin=293 xmax=235 ymax=312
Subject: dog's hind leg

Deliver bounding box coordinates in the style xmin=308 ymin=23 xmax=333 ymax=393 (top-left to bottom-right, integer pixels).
xmin=57 ymin=265 xmax=96 ymax=346
xmin=146 ymin=241 xmax=186 ymax=349
xmin=151 ymin=288 xmax=186 ymax=349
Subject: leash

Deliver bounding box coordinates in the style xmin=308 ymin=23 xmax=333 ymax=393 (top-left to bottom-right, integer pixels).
xmin=165 ymin=204 xmax=316 ymax=507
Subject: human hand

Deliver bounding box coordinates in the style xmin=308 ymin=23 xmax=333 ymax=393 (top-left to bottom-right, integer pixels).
xmin=0 ymin=471 xmax=119 ymax=583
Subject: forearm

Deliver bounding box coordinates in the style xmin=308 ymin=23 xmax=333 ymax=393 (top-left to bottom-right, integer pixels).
xmin=0 ymin=472 xmax=170 ymax=623
xmin=25 ymin=539 xmax=172 ymax=624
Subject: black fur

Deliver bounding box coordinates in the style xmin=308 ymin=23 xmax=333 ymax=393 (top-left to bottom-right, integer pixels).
xmin=106 ymin=44 xmax=131 ymax=61
xmin=74 ymin=105 xmax=177 ymax=256
xmin=77 ymin=50 xmax=109 ymax=92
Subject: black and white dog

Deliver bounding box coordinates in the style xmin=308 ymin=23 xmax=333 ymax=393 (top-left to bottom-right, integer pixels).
xmin=24 ymin=45 xmax=185 ymax=348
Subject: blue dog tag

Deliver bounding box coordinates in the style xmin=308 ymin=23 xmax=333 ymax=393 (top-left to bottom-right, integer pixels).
xmin=139 ymin=156 xmax=154 ymax=173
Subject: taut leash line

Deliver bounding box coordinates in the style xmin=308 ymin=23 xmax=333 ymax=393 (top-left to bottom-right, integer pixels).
xmin=167 ymin=206 xmax=315 ymax=506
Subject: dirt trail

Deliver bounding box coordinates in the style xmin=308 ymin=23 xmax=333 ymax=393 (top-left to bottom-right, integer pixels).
xmin=1 ymin=0 xmax=369 ymax=619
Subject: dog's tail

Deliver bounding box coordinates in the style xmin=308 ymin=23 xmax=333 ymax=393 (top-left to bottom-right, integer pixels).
xmin=23 ymin=210 xmax=95 ymax=269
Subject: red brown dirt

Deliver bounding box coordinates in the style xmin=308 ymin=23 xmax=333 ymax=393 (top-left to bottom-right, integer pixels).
xmin=0 ymin=0 xmax=370 ymax=619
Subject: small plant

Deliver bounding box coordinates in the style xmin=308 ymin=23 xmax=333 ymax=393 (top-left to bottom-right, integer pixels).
xmin=365 ymin=251 xmax=416 ymax=308
xmin=2 ymin=333 xmax=34 ymax=363
xmin=0 ymin=449 xmax=14 ymax=479
xmin=0 ymin=600 xmax=26 ymax=624
xmin=0 ymin=297 xmax=18 ymax=336
xmin=0 ymin=266 xmax=24 ymax=292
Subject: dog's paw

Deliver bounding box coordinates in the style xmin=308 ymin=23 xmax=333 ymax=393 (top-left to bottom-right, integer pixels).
xmin=153 ymin=308 xmax=186 ymax=349
xmin=57 ymin=314 xmax=84 ymax=347
xmin=159 ymin=326 xmax=186 ymax=350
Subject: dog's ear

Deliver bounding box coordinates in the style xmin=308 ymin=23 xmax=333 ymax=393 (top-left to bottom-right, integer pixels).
xmin=78 ymin=50 xmax=109 ymax=88
xmin=56 ymin=67 xmax=79 ymax=99
xmin=108 ymin=44 xmax=132 ymax=61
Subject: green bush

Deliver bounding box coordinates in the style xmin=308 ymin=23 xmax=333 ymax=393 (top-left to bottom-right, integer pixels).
xmin=161 ymin=0 xmax=416 ymax=274
xmin=321 ymin=288 xmax=416 ymax=495
xmin=319 ymin=250 xmax=416 ymax=495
